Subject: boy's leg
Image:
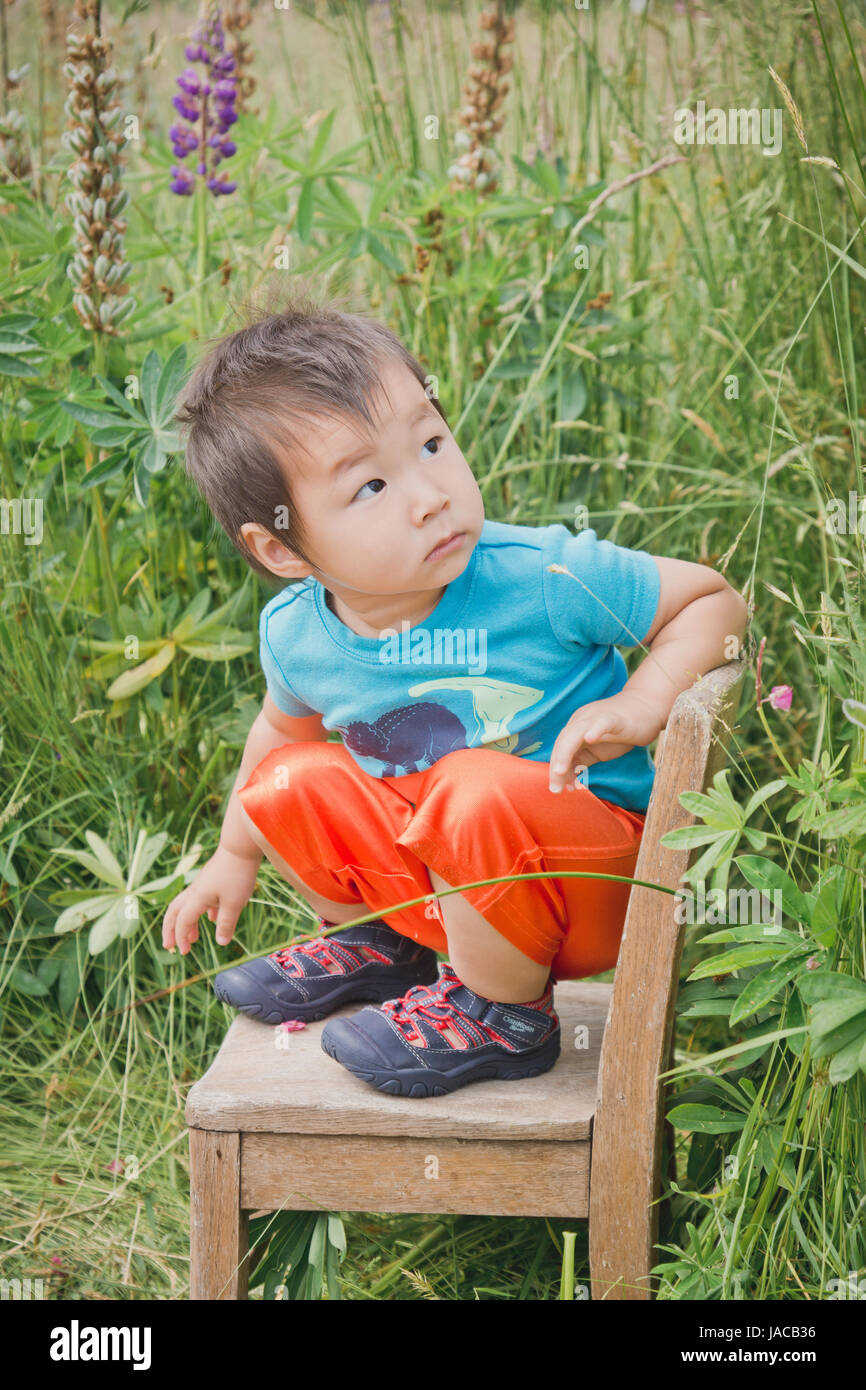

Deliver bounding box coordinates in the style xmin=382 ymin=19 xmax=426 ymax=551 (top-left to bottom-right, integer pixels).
xmin=394 ymin=747 xmax=644 ymax=986
xmin=234 ymin=740 xmax=446 ymax=949
xmin=240 ymin=806 xmax=364 ymax=926
xmin=426 ymin=866 xmax=549 ymax=1003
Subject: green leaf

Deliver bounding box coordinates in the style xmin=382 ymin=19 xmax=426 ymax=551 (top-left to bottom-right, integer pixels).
xmin=59 ymin=951 xmax=82 ymax=1014
xmin=49 ymin=847 xmax=125 ymax=889
xmin=155 ymin=343 xmax=188 ymax=426
xmin=0 ymin=354 xmax=40 ymax=376
xmin=140 ymin=350 xmax=161 ymax=424
xmin=133 ymin=458 xmax=151 ymax=507
xmin=734 ymin=854 xmax=813 ymax=925
xmin=679 ymin=998 xmax=735 ymax=1019
xmin=679 ymin=831 xmax=741 ymax=887
xmin=810 ymin=866 xmax=845 ymax=946
xmin=10 ymin=966 xmax=50 ymax=997
xmin=0 ymin=313 xmax=38 ymax=332
xmin=741 ymin=779 xmax=788 ymax=819
xmin=107 ymin=642 xmax=176 ymax=699
xmin=94 ymin=372 xmax=146 ymax=420
xmin=88 ymin=897 xmax=128 ymax=954
xmin=325 ymin=1237 xmax=342 ymax=1300
xmin=796 ymin=969 xmax=866 ymax=1007
xmin=729 ymin=953 xmax=812 ymax=1026
xmin=828 ymin=1030 xmax=866 ymax=1083
xmin=128 ymin=831 xmax=170 ymax=889
xmin=366 ymin=231 xmax=404 ymax=272
xmin=90 ymin=424 xmax=134 ymax=447
xmin=84 ymin=831 xmax=126 ymax=887
xmin=808 ymin=992 xmax=866 ymax=1044
xmin=297 ymin=180 xmax=315 ymax=242
xmin=172 ymin=588 xmax=212 ymax=641
xmin=38 ymin=957 xmax=62 ymax=987
xmin=53 ymin=893 xmax=117 ymax=933
xmin=696 ymin=924 xmax=803 ymax=947
xmin=61 ymin=400 xmax=121 ymax=430
xmin=138 ymin=435 xmax=165 ymax=473
xmin=78 ymin=451 xmax=129 ymax=490
xmin=687 ymin=941 xmax=793 ymax=981
xmin=667 ymin=1103 xmax=746 ymax=1134
xmin=309 ymin=107 xmax=337 ymax=164
xmin=783 ymin=985 xmax=806 ymax=1056
xmin=0 ymin=333 xmax=37 ymax=353
xmin=661 ymin=826 xmax=723 ymax=850
xmin=327 ymin=1213 xmax=346 ymax=1253
xmin=178 ymin=637 xmax=252 ymax=661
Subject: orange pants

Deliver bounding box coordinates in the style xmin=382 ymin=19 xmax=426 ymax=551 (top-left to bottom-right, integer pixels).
xmin=237 ymin=743 xmax=645 ymax=983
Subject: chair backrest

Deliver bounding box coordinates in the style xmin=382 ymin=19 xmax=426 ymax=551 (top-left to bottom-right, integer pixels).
xmin=589 ymin=661 xmax=745 ymax=1286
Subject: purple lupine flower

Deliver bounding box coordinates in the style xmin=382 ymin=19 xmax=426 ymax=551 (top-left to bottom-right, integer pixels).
xmin=170 ymin=9 xmax=239 ymax=198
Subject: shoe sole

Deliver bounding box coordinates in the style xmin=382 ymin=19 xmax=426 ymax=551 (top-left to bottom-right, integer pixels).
xmin=320 ymin=1029 xmax=561 ymax=1098
xmin=213 ymin=960 xmax=441 ymax=1026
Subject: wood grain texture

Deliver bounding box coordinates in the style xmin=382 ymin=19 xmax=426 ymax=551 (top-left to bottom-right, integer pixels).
xmin=589 ymin=660 xmax=744 ymax=1301
xmin=241 ymin=1133 xmax=590 ymax=1217
xmin=189 ymin=1129 xmax=249 ymax=1300
xmin=186 ymin=981 xmax=612 ymax=1141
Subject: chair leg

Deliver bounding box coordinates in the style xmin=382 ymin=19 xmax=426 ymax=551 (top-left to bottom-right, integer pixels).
xmin=189 ymin=1129 xmax=250 ymax=1300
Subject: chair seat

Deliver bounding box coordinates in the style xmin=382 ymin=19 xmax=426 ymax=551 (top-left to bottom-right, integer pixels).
xmin=186 ymin=980 xmax=612 ymax=1142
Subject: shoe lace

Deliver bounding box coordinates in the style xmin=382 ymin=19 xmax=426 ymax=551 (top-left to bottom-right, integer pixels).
xmin=272 ymin=936 xmax=348 ymax=969
xmin=381 ymin=973 xmax=463 ymax=1032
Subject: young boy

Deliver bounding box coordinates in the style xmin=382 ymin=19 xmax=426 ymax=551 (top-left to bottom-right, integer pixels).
xmin=162 ymin=294 xmax=748 ymax=1098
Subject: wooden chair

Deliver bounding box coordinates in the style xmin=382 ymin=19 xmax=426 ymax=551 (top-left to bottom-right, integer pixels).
xmin=185 ymin=659 xmax=745 ymax=1301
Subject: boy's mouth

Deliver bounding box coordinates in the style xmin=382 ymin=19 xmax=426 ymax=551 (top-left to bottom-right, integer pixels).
xmin=425 ymin=530 xmax=465 ymax=562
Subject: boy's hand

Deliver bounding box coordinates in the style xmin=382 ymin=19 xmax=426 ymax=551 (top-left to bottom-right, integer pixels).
xmin=162 ymin=845 xmax=261 ymax=956
xmin=548 ymin=692 xmax=664 ymax=793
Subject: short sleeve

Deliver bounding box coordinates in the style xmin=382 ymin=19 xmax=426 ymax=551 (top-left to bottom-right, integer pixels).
xmin=541 ymin=525 xmax=660 ymax=650
xmin=259 ymin=604 xmax=317 ymax=717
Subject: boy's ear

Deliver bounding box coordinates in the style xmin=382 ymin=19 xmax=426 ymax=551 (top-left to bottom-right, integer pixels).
xmin=239 ymin=521 xmax=314 ymax=580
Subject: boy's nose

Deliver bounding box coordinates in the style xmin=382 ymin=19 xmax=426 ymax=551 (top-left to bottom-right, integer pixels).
xmin=409 ymin=480 xmax=450 ymax=525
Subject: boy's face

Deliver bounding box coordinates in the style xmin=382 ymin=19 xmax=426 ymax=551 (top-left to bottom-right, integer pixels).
xmin=245 ymin=356 xmax=485 ymax=603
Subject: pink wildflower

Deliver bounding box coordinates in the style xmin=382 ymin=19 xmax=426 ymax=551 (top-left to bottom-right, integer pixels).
xmin=279 ymin=1019 xmax=307 ymax=1032
xmin=756 ymin=640 xmax=793 ymax=710
xmin=768 ymin=686 xmax=793 ymax=711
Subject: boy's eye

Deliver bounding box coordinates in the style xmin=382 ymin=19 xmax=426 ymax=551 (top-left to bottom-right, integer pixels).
xmin=353 ymin=478 xmax=386 ymax=501
xmin=351 ymin=437 xmax=444 ymax=501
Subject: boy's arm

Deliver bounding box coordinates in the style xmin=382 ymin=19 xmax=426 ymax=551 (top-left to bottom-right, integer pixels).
xmin=219 ymin=693 xmax=330 ymax=859
xmin=163 ymin=695 xmax=329 ymax=954
xmin=548 ymin=558 xmax=748 ymax=792
xmin=620 ymin=556 xmax=749 ymax=732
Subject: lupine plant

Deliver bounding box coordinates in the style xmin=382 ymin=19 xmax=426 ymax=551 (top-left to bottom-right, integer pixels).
xmin=61 ymin=6 xmax=134 ymax=357
xmin=169 ymin=4 xmax=239 ymax=336
xmin=169 ymin=7 xmax=239 ymax=199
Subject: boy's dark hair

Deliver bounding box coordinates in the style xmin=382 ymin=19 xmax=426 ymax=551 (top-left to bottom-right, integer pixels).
xmin=173 ymin=281 xmax=449 ymax=584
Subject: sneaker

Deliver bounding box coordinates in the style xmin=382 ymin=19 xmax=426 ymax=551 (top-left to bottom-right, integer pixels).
xmin=213 ymin=918 xmax=440 ymax=1025
xmin=320 ymin=962 xmax=560 ymax=1098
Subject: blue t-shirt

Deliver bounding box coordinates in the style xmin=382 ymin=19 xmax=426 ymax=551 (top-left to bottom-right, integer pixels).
xmin=258 ymin=519 xmax=661 ymax=812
